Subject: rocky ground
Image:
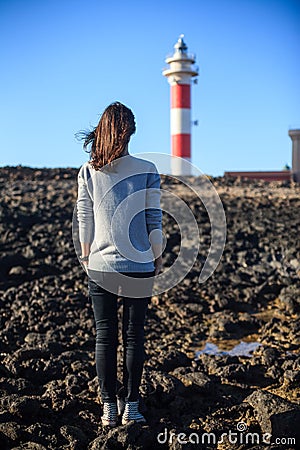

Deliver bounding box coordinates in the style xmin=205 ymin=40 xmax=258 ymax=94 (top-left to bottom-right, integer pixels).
xmin=0 ymin=165 xmax=299 ymax=450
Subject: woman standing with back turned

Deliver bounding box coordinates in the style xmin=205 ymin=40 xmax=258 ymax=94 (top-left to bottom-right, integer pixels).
xmin=76 ymin=102 xmax=163 ymax=427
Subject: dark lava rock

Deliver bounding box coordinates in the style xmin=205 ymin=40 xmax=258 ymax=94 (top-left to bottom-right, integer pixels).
xmin=146 ymin=371 xmax=186 ymax=407
xmin=157 ymin=349 xmax=192 ymax=372
xmin=88 ymin=422 xmax=156 ymax=450
xmin=258 ymin=345 xmax=282 ymax=367
xmin=170 ymin=367 xmax=213 ymax=394
xmin=278 ymin=283 xmax=300 ymax=314
xmin=11 ymin=443 xmax=48 ymax=450
xmin=244 ymin=389 xmax=300 ymax=441
xmin=196 ymin=353 xmax=240 ymax=374
xmin=1 ymin=167 xmax=300 ymax=448
xmin=283 ymin=369 xmax=300 ymax=389
xmin=8 ymin=397 xmax=40 ymax=420
xmin=207 ymin=311 xmax=260 ymax=340
xmin=60 ymin=425 xmax=88 ymax=449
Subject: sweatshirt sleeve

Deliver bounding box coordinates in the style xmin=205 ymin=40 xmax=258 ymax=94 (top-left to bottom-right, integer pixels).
xmin=76 ymin=165 xmax=94 ymax=243
xmin=145 ymin=164 xmax=163 ymax=241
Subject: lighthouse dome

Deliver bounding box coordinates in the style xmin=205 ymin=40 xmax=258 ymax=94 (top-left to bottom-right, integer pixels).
xmin=174 ymin=34 xmax=188 ymax=53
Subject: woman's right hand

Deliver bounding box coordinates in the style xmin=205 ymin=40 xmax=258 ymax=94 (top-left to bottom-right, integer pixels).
xmin=154 ymin=255 xmax=163 ymax=275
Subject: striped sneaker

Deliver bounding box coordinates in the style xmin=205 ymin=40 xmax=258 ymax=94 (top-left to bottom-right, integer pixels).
xmin=101 ymin=402 xmax=118 ymax=427
xmin=121 ymin=400 xmax=147 ymax=425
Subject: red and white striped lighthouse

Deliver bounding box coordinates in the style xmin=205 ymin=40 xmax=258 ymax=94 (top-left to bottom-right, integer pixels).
xmin=163 ymin=35 xmax=198 ymax=175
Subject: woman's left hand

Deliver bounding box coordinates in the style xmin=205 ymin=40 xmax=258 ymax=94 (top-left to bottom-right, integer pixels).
xmin=82 ymin=260 xmax=89 ymax=272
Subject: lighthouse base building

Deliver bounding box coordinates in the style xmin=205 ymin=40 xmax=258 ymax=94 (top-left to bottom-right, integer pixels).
xmin=224 ymin=129 xmax=300 ymax=183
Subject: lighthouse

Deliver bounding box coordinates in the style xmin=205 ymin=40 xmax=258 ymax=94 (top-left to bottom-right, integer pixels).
xmin=289 ymin=129 xmax=300 ymax=183
xmin=163 ymin=35 xmax=198 ymax=175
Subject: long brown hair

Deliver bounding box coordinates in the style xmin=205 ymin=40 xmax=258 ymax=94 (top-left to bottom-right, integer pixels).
xmin=77 ymin=102 xmax=136 ymax=171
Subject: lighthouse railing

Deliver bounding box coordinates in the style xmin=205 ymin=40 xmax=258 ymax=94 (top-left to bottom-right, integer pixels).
xmin=165 ymin=52 xmax=196 ymax=60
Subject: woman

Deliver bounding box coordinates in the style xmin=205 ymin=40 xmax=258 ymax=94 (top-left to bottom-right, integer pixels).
xmin=76 ymin=102 xmax=163 ymax=427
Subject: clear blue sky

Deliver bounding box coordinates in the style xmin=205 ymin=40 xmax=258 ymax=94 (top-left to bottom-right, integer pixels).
xmin=0 ymin=0 xmax=299 ymax=175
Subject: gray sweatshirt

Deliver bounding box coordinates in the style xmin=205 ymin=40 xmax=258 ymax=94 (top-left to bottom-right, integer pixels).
xmin=76 ymin=154 xmax=162 ymax=272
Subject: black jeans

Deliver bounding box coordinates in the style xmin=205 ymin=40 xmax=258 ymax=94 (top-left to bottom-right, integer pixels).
xmin=88 ymin=271 xmax=155 ymax=403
